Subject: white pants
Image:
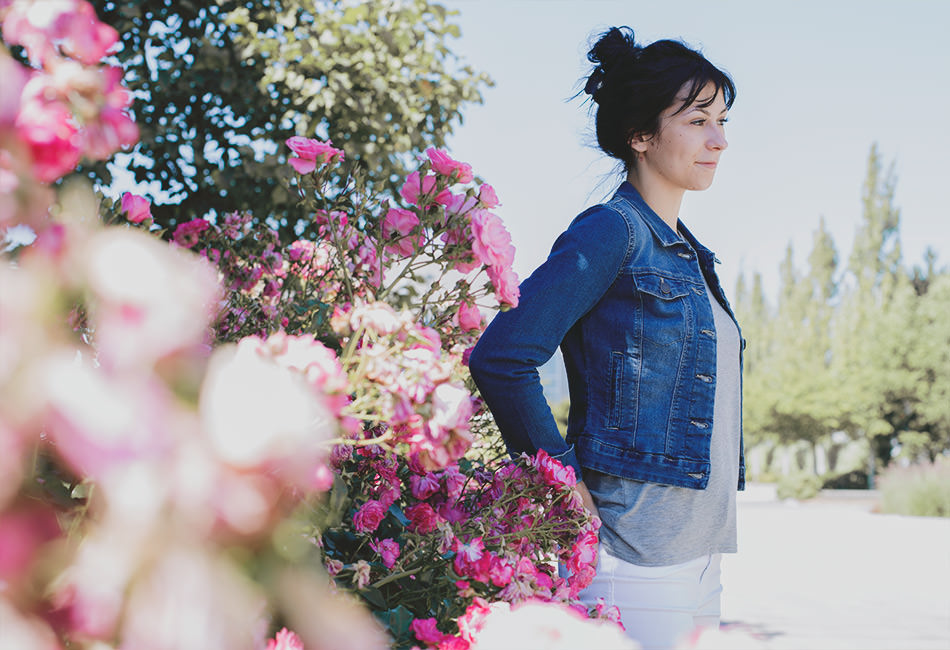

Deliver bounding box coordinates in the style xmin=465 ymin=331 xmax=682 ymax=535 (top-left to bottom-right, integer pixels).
xmin=579 ymin=547 xmax=723 ymax=650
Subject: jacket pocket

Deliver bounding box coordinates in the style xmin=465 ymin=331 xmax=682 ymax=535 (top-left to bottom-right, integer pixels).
xmin=632 ymin=271 xmax=691 ymax=345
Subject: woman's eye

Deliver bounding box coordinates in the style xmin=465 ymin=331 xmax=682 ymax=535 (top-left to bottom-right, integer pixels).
xmin=691 ymin=119 xmax=706 ymax=126
xmin=718 ymin=118 xmax=729 ymax=125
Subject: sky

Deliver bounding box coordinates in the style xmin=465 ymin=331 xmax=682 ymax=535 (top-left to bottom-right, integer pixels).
xmin=439 ymin=0 xmax=950 ymax=300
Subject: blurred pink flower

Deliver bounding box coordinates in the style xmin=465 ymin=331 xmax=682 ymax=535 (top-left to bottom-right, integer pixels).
xmin=0 ymin=52 xmax=29 ymax=127
xmin=84 ymin=228 xmax=221 ymax=370
xmin=353 ymin=499 xmax=387 ymax=533
xmin=410 ymin=472 xmax=441 ymax=500
xmin=0 ymin=503 xmax=61 ymax=585
xmin=2 ymin=0 xmax=118 ymax=65
xmin=353 ymin=559 xmax=372 ymax=589
xmin=15 ymin=95 xmax=80 ymax=183
xmin=285 ymin=136 xmax=344 ymax=174
xmin=426 ymin=148 xmax=473 ymax=184
xmin=266 ymin=627 xmax=305 ymax=650
xmin=120 ymin=191 xmax=151 ymax=223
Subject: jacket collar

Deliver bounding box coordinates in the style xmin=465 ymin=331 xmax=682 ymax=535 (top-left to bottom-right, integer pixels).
xmin=615 ymin=181 xmax=718 ymax=263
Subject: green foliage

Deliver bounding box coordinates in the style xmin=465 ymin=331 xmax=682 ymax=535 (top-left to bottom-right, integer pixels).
xmin=736 ymin=144 xmax=950 ymax=477
xmin=821 ymin=469 xmax=869 ymax=490
xmin=880 ymin=458 xmax=950 ymax=517
xmin=89 ymin=0 xmax=491 ymax=238
xmin=776 ymin=472 xmax=822 ymax=501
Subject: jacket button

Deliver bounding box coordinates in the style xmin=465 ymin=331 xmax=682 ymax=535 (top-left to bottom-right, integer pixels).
xmin=692 ymin=286 xmax=704 ymax=296
xmin=701 ymin=329 xmax=715 ymax=338
xmin=659 ymin=278 xmax=671 ymax=294
xmin=696 ymin=374 xmax=713 ymax=383
xmin=677 ymin=252 xmax=692 ymax=260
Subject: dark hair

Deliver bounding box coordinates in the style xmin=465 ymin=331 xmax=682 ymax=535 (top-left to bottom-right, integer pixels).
xmin=583 ymin=26 xmax=736 ymax=171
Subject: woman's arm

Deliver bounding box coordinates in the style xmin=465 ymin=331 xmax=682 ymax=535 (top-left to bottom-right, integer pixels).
xmin=468 ymin=204 xmax=630 ymax=478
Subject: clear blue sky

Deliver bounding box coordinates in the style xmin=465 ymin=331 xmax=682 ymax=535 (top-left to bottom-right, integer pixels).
xmin=441 ymin=0 xmax=950 ymax=300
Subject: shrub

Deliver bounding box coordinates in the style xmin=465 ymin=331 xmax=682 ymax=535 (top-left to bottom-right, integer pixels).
xmin=821 ymin=469 xmax=870 ymax=490
xmin=879 ymin=458 xmax=950 ymax=517
xmin=776 ymin=472 xmax=822 ymax=500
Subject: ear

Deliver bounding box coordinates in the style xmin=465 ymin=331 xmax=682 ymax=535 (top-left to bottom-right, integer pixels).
xmin=629 ymin=132 xmax=650 ymax=154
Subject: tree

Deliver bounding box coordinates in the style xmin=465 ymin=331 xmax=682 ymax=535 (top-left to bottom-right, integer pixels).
xmin=88 ymin=0 xmax=492 ymax=239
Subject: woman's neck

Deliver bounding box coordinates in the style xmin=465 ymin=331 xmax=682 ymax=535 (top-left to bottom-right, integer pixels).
xmin=626 ymin=168 xmax=685 ymax=231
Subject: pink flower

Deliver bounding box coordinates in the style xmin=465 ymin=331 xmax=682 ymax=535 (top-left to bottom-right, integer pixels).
xmin=2 ymin=0 xmax=118 ymax=65
xmin=353 ymin=499 xmax=387 ymax=533
xmin=352 ymin=560 xmax=372 ymax=589
xmin=325 ymin=558 xmax=344 ymax=577
xmin=477 ymin=183 xmax=500 ymax=208
xmin=399 ymin=171 xmax=451 ymax=207
xmin=457 ymin=301 xmax=482 ymax=331
xmin=171 ymin=218 xmax=210 ymax=249
xmin=470 ymin=210 xmax=515 ymax=270
xmin=369 ymin=538 xmax=401 ymax=569
xmin=426 ymin=147 xmax=473 ymax=184
xmin=487 ymin=265 xmax=520 ymax=308
xmin=15 ymin=98 xmax=80 ymax=183
xmin=266 ymin=627 xmax=304 ymax=650
xmin=532 ymin=448 xmax=577 ymax=488
xmin=453 ymin=536 xmax=485 ymax=563
xmin=488 ymin=555 xmax=515 ymax=588
xmin=285 ymin=136 xmax=344 ymax=173
xmin=120 ymin=192 xmax=151 ymax=224
xmin=410 ymin=473 xmax=441 ymax=500
xmin=411 ymin=618 xmax=447 ymax=646
xmin=382 ymin=207 xmax=420 ymax=237
xmin=405 ymin=502 xmax=441 ymax=534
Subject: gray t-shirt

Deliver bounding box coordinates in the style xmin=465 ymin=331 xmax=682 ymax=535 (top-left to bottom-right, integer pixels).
xmin=585 ymin=269 xmax=741 ymax=567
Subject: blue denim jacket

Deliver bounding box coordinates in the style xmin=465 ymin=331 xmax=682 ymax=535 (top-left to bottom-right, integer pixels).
xmin=469 ymin=182 xmax=745 ymax=490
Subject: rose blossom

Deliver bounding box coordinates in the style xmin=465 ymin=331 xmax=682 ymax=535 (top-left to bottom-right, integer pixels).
xmin=120 ymin=192 xmax=151 ymax=224
xmin=171 ymin=218 xmax=210 ymax=249
xmin=487 ymin=265 xmax=520 ymax=308
xmin=405 ymin=502 xmax=441 ymax=534
xmin=369 ymin=538 xmax=401 ymax=569
xmin=457 ymin=301 xmax=482 ymax=331
xmin=399 ymin=171 xmax=451 ymax=207
xmin=410 ymin=618 xmax=448 ymax=646
xmin=409 ymin=472 xmax=440 ymax=500
xmin=470 ymin=209 xmax=515 ymax=270
xmin=285 ymin=136 xmax=344 ymax=173
xmin=266 ymin=628 xmax=305 ymax=650
xmin=426 ymin=147 xmax=473 ymax=184
xmin=477 ymin=183 xmax=499 ymax=208
xmin=352 ymin=499 xmax=387 ymax=533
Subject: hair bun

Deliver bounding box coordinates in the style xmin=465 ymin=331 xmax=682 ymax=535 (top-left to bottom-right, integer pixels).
xmin=585 ymin=26 xmax=640 ymax=99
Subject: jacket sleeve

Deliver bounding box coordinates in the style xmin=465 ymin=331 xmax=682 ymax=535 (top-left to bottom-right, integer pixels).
xmin=468 ymin=205 xmax=630 ymax=478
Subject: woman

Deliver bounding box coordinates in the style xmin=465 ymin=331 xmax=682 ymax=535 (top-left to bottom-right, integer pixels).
xmin=468 ymin=26 xmax=743 ymax=650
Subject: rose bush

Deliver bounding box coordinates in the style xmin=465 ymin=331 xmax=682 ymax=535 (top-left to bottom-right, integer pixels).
xmin=0 ymin=3 xmax=634 ymax=649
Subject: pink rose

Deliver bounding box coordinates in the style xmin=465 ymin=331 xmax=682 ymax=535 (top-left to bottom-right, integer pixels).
xmin=405 ymin=502 xmax=441 ymax=534
xmin=426 ymin=147 xmax=473 ymax=184
xmin=470 ymin=210 xmax=515 ymax=270
xmin=353 ymin=499 xmax=387 ymax=533
xmin=399 ymin=171 xmax=452 ymax=207
xmin=266 ymin=628 xmax=304 ymax=650
xmin=410 ymin=472 xmax=441 ymax=500
xmin=382 ymin=207 xmax=420 ymax=237
xmin=487 ymin=265 xmax=520 ymax=308
xmin=120 ymin=192 xmax=151 ymax=224
xmin=532 ymin=448 xmax=577 ymax=488
xmin=15 ymin=99 xmax=80 ymax=183
xmin=285 ymin=136 xmax=344 ymax=173
xmin=457 ymin=301 xmax=482 ymax=331
xmin=171 ymin=218 xmax=210 ymax=249
xmin=410 ymin=618 xmax=447 ymax=646
xmin=369 ymin=538 xmax=401 ymax=569
xmin=477 ymin=183 xmax=500 ymax=208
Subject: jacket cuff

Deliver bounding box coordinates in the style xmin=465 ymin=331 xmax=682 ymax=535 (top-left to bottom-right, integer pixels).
xmin=549 ymin=444 xmax=583 ymax=482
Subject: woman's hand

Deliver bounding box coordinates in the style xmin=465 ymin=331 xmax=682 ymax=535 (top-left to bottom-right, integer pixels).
xmin=574 ymin=480 xmax=601 ymax=567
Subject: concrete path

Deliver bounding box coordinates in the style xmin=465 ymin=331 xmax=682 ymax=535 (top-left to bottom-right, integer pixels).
xmin=720 ymin=484 xmax=950 ymax=650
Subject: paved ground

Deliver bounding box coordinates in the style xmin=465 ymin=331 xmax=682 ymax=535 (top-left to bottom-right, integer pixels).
xmin=720 ymin=484 xmax=950 ymax=650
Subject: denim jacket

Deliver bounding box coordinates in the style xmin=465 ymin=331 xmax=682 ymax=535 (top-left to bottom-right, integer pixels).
xmin=469 ymin=182 xmax=745 ymax=490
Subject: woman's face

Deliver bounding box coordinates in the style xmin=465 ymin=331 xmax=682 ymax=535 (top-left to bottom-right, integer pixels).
xmin=631 ymin=81 xmax=729 ymax=193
